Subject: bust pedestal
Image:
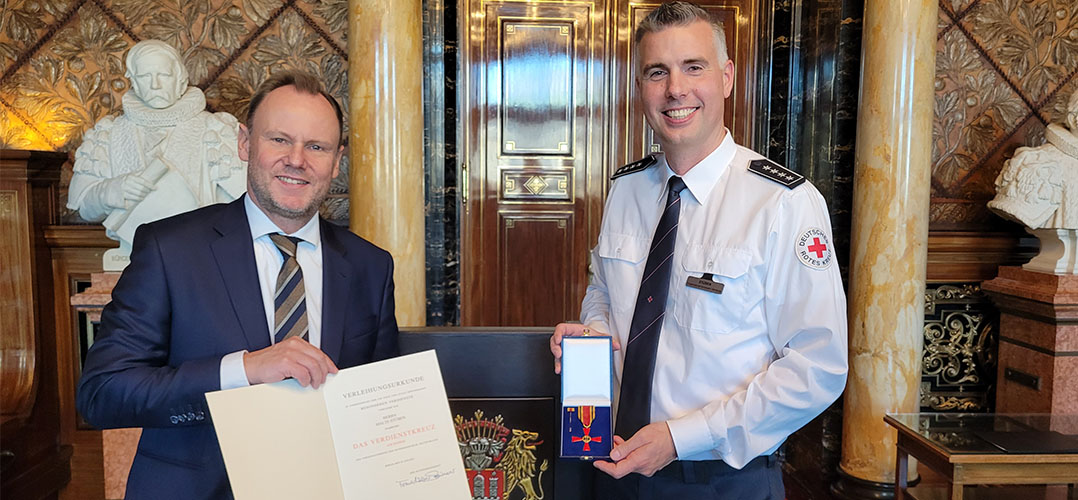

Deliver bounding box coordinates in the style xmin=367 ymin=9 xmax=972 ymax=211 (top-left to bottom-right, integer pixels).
xmin=982 ymin=266 xmax=1078 ymax=414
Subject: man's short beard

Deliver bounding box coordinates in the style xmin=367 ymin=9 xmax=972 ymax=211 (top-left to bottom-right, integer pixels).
xmin=248 ymin=178 xmax=325 ymax=224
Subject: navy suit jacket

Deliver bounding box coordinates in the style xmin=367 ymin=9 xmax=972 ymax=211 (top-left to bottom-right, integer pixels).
xmin=76 ymin=198 xmax=399 ymax=499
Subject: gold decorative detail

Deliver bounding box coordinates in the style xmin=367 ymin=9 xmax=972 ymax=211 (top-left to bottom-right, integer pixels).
xmin=560 ymin=26 xmax=569 ymax=36
xmin=557 ymin=220 xmax=566 ymax=229
xmin=926 ymin=395 xmax=983 ymax=411
xmin=0 ymin=191 xmax=15 ymax=217
xmin=506 ymin=219 xmax=516 ymax=229
xmin=921 ymin=284 xmax=996 ymax=413
xmin=506 ymin=24 xmax=516 ymax=34
xmin=650 ymin=144 xmax=661 ymax=152
xmin=501 ymin=171 xmax=571 ymax=201
xmin=454 ymin=410 xmax=548 ymax=500
xmin=524 ymin=176 xmax=547 ymax=195
xmin=558 ymin=142 xmax=568 ymax=152
xmin=924 ymin=311 xmax=986 ymax=385
xmin=925 ymin=284 xmax=981 ymax=315
xmin=505 ymin=141 xmax=515 ymax=151
xmin=498 ymin=429 xmax=548 ymax=500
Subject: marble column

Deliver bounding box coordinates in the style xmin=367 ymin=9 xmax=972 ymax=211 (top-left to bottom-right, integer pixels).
xmin=833 ymin=0 xmax=936 ymax=498
xmin=348 ymin=0 xmax=426 ymax=326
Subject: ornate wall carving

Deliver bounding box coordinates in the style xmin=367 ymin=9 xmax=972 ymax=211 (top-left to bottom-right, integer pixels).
xmin=0 ymin=0 xmax=351 ymax=223
xmin=933 ymin=0 xmax=1078 ymax=229
xmin=921 ymin=284 xmax=998 ymax=412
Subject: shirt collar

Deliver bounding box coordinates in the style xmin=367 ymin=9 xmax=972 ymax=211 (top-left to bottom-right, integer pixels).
xmin=244 ymin=193 xmax=322 ymax=247
xmin=654 ymin=129 xmax=736 ymax=206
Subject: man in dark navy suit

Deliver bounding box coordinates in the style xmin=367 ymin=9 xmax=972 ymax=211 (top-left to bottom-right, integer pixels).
xmin=77 ymin=70 xmax=399 ymax=499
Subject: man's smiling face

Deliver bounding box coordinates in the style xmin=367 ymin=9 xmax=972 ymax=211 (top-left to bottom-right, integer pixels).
xmin=636 ymin=20 xmax=734 ymax=166
xmin=239 ymin=84 xmax=343 ymax=232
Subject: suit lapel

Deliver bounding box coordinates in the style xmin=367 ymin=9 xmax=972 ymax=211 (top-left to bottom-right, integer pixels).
xmin=210 ymin=199 xmax=271 ymax=352
xmin=320 ymin=220 xmax=352 ymax=365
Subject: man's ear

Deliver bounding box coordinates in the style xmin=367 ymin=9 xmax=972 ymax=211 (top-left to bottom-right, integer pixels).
xmin=722 ymin=59 xmax=735 ymax=99
xmin=237 ymin=123 xmax=250 ymax=162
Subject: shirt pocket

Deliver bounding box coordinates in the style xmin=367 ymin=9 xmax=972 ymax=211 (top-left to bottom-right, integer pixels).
xmin=596 ymin=233 xmax=649 ymax=315
xmin=675 ymin=245 xmax=753 ymax=334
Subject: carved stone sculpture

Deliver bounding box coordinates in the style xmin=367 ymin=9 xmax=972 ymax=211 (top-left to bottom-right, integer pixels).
xmin=68 ymin=40 xmax=246 ymax=270
xmin=989 ymin=89 xmax=1078 ymax=274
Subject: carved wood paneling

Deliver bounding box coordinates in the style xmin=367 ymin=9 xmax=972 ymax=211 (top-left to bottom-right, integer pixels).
xmin=0 ymin=150 xmax=74 ymax=500
xmin=1 ymin=163 xmax=36 ymax=425
xmin=499 ymin=213 xmax=575 ymax=325
xmin=501 ymin=22 xmax=574 ymax=156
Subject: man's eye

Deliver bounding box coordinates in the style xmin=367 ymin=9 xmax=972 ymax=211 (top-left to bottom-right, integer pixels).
xmin=309 ymin=144 xmax=323 ymax=151
xmin=646 ymin=70 xmax=667 ymax=80
xmin=271 ymin=137 xmax=287 ymax=144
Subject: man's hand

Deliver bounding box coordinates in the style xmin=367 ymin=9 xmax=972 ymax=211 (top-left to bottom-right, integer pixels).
xmin=593 ymin=422 xmax=677 ymax=479
xmin=120 ymin=174 xmax=155 ymax=204
xmin=243 ymin=337 xmax=339 ymax=389
xmin=550 ymin=323 xmax=620 ymax=374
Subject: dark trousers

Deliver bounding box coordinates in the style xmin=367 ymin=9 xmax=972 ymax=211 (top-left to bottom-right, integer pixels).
xmin=594 ymin=455 xmax=784 ymax=500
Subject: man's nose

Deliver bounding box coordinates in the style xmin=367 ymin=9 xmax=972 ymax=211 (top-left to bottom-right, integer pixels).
xmin=151 ymin=74 xmax=162 ymax=90
xmin=666 ymin=71 xmax=688 ymax=99
xmin=285 ymin=144 xmax=305 ymax=167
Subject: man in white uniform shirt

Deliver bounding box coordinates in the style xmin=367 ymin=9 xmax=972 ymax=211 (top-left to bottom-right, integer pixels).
xmin=549 ymin=2 xmax=847 ymax=498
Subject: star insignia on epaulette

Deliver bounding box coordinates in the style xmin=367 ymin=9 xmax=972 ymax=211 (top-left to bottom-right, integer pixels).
xmin=611 ymin=154 xmax=658 ymax=180
xmin=748 ymin=159 xmax=805 ymax=189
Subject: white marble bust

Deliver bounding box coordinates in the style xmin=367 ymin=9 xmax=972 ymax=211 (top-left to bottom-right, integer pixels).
xmin=68 ymin=40 xmax=246 ymax=270
xmin=989 ymin=89 xmax=1078 ymax=273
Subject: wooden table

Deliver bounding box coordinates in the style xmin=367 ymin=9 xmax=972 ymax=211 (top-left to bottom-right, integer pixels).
xmin=885 ymin=413 xmax=1078 ymax=500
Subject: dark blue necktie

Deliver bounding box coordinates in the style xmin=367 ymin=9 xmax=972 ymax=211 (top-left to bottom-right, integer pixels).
xmin=616 ymin=176 xmax=686 ymax=438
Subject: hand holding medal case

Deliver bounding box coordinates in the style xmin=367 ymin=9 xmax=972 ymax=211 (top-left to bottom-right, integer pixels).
xmin=560 ymin=336 xmax=613 ymax=459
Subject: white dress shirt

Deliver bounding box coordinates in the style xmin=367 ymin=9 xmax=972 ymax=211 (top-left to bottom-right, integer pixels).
xmin=218 ymin=194 xmax=325 ymax=389
xmin=581 ymin=131 xmax=848 ymax=468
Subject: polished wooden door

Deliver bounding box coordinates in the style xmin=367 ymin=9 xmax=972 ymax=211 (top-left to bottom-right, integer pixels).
xmin=460 ymin=0 xmax=609 ymax=326
xmin=460 ymin=0 xmax=759 ymax=326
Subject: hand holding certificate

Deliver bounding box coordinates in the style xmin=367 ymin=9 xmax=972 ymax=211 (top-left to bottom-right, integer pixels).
xmin=205 ymin=350 xmax=470 ymax=500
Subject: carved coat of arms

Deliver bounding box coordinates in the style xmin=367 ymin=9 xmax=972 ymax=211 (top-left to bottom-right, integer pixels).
xmin=455 ymin=410 xmax=549 ymax=500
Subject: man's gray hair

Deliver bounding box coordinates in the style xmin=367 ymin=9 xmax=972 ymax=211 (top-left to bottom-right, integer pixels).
xmin=124 ymin=40 xmax=190 ymax=88
xmin=634 ymin=1 xmax=730 ymax=63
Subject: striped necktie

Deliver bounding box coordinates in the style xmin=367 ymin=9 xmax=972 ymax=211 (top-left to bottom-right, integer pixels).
xmin=615 ymin=175 xmax=686 ymax=438
xmin=269 ymin=234 xmax=308 ymax=343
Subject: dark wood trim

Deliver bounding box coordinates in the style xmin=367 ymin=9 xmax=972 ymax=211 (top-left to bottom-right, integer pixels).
xmin=44 ymin=226 xmax=116 ymax=249
xmin=927 ymin=231 xmax=1037 ymax=283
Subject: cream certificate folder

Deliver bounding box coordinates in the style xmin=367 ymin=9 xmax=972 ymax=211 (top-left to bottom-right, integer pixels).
xmin=205 ymin=350 xmax=470 ymax=500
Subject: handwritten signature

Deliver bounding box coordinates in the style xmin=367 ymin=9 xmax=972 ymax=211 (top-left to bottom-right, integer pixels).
xmin=396 ymin=468 xmax=457 ymax=488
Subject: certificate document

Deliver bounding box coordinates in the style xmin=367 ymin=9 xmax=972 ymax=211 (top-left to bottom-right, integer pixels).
xmin=206 ymin=350 xmax=470 ymax=500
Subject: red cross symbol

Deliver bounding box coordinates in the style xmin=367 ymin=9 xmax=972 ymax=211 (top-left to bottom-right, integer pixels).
xmin=571 ymin=428 xmax=602 ymax=451
xmin=808 ymin=237 xmax=827 ymax=258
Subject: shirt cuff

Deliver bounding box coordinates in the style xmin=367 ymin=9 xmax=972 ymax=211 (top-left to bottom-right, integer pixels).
xmin=219 ymin=350 xmax=251 ymax=390
xmin=667 ymin=409 xmax=720 ymax=459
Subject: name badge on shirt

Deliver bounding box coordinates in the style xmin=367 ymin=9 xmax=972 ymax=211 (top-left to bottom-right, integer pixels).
xmin=686 ymin=273 xmax=724 ymax=294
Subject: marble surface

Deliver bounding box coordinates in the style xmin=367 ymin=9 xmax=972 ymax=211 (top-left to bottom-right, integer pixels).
xmin=840 ymin=0 xmax=937 ymax=485
xmin=348 ymin=0 xmax=427 ymax=326
xmin=103 ymin=428 xmax=141 ymax=500
xmin=422 ymin=0 xmax=459 ymax=326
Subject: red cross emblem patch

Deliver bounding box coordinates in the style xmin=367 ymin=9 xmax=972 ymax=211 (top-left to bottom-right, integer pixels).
xmin=795 ymin=227 xmax=833 ymax=270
